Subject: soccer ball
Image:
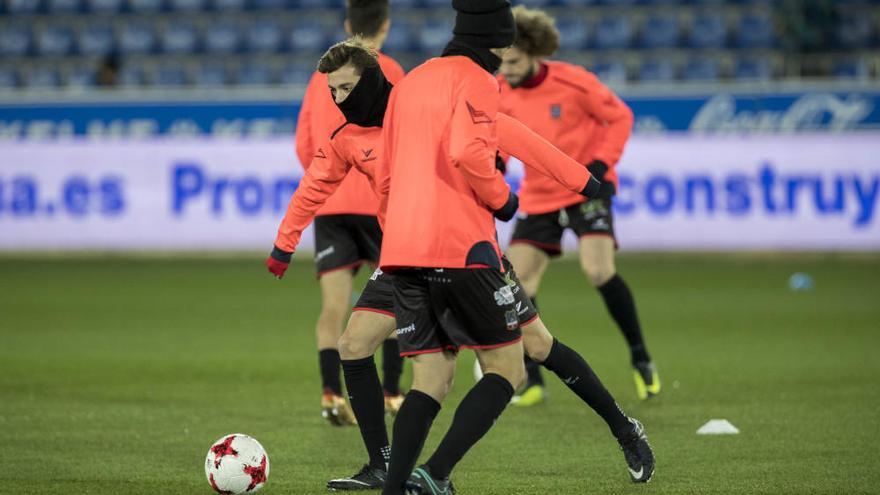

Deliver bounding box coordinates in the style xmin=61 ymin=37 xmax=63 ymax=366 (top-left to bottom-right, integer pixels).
xmin=205 ymin=434 xmax=270 ymax=494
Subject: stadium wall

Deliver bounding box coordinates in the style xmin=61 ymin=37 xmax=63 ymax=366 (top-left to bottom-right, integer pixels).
xmin=1 ymin=82 xmax=879 ymax=252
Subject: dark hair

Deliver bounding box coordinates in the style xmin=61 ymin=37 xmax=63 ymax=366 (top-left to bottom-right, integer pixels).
xmin=317 ymin=37 xmax=380 ymax=74
xmin=512 ymin=5 xmax=560 ymax=57
xmin=347 ymin=0 xmax=389 ymax=38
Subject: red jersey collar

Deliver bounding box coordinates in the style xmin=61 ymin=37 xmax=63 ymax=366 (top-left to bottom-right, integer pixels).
xmin=519 ymin=62 xmax=549 ymax=89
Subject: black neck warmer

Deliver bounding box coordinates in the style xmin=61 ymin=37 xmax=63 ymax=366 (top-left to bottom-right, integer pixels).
xmin=336 ymin=65 xmax=392 ymax=128
xmin=442 ymin=39 xmax=502 ymax=74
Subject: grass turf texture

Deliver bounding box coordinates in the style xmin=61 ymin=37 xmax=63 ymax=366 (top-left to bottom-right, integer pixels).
xmin=1 ymin=254 xmax=878 ymax=494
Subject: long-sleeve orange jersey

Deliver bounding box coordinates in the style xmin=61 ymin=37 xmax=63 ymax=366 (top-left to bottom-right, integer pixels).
xmin=379 ymin=56 xmax=511 ymax=271
xmin=274 ymin=110 xmax=593 ymax=257
xmin=295 ymin=53 xmax=405 ymax=217
xmin=498 ymin=60 xmax=634 ymax=215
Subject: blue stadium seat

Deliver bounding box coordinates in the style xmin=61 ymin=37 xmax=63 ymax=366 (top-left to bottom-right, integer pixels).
xmin=117 ymin=65 xmax=145 ymax=85
xmin=0 ymin=68 xmax=19 ymax=88
xmin=683 ymin=56 xmax=720 ymax=80
xmin=204 ymin=21 xmax=240 ymax=53
xmin=67 ymin=66 xmax=96 ymax=87
xmin=733 ymin=57 xmax=771 ymax=81
xmin=236 ymin=62 xmax=273 ymax=85
xmin=591 ymin=60 xmax=628 ymax=83
xmin=37 ymin=25 xmax=75 ymax=56
xmin=24 ymin=66 xmax=61 ymax=87
xmin=155 ymin=66 xmax=187 ymax=85
xmin=736 ymin=12 xmax=774 ymax=48
xmin=288 ymin=22 xmax=328 ymax=54
xmin=0 ymin=26 xmax=32 ymax=57
xmin=245 ymin=20 xmax=283 ymax=53
xmin=119 ymin=22 xmax=156 ymax=54
xmin=598 ymin=0 xmax=638 ymax=5
xmin=835 ymin=13 xmax=873 ymax=49
xmin=833 ymin=58 xmax=870 ymax=79
xmin=557 ymin=18 xmax=590 ymax=50
xmin=6 ymin=0 xmax=43 ymax=14
xmin=251 ymin=0 xmax=288 ymax=9
xmin=640 ymin=13 xmax=680 ymax=49
xmin=639 ymin=58 xmax=675 ymax=82
xmin=160 ymin=21 xmax=199 ymax=54
xmin=280 ymin=61 xmax=313 ymax=85
xmin=555 ymin=0 xmax=591 ymax=6
xmin=78 ymin=24 xmax=115 ymax=56
xmin=417 ymin=19 xmax=454 ymax=53
xmin=689 ymin=12 xmax=726 ymax=48
xmin=420 ymin=0 xmax=451 ymax=8
xmin=383 ymin=18 xmax=416 ymax=53
xmin=195 ymin=63 xmax=228 ymax=85
xmin=389 ymin=0 xmax=417 ymax=7
xmin=127 ymin=0 xmax=164 ymax=12
xmin=641 ymin=0 xmax=682 ymax=4
xmin=298 ymin=0 xmax=343 ymax=8
xmin=86 ymin=0 xmax=122 ymax=12
xmin=168 ymin=0 xmax=206 ymax=11
xmin=46 ymin=0 xmax=81 ymax=13
xmin=211 ymin=0 xmax=246 ymax=9
xmin=518 ymin=0 xmax=553 ymax=7
xmin=595 ymin=15 xmax=632 ymax=49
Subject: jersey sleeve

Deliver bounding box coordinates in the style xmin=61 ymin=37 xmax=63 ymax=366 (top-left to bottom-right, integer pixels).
xmin=578 ymin=72 xmax=634 ymax=166
xmin=274 ymin=138 xmax=352 ymax=252
xmin=496 ymin=112 xmax=591 ymax=194
xmin=448 ymin=77 xmax=510 ymax=211
xmin=294 ymin=73 xmax=321 ymax=169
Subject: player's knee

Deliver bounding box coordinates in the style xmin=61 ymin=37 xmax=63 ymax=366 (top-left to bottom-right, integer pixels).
xmin=582 ymin=264 xmax=614 ymax=287
xmin=524 ymin=331 xmax=553 ymax=363
xmin=337 ymin=331 xmax=371 ymax=360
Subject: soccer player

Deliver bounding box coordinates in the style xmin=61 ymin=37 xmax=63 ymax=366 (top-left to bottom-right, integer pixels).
xmin=295 ymin=0 xmax=406 ymax=425
xmin=498 ymin=6 xmax=660 ymax=404
xmin=268 ymin=37 xmax=654 ymax=491
xmin=377 ymin=2 xmax=652 ymax=492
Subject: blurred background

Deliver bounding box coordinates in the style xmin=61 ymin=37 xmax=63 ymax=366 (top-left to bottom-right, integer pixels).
xmin=0 ymin=0 xmax=878 ymax=252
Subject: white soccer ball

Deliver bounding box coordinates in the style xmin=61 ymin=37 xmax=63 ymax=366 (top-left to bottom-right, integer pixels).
xmin=205 ymin=434 xmax=270 ymax=494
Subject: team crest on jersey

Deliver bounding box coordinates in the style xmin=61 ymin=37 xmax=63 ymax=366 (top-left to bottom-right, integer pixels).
xmin=550 ymin=104 xmax=562 ymax=119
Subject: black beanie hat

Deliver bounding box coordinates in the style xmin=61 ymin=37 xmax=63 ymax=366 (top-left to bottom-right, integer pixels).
xmin=451 ymin=0 xmax=516 ymax=49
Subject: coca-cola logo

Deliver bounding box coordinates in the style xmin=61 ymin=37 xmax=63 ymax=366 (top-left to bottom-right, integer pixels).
xmin=689 ymin=93 xmax=874 ymax=133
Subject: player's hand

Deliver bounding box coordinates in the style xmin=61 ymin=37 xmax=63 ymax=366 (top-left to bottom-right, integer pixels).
xmin=583 ymin=160 xmax=616 ymax=200
xmin=495 ymin=152 xmax=507 ymax=174
xmin=494 ymin=191 xmax=519 ymax=222
xmin=266 ymin=246 xmax=293 ymax=279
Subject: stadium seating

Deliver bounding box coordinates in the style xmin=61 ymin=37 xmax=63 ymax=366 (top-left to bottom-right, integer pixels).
xmin=117 ymin=65 xmax=145 ymax=85
xmin=24 ymin=66 xmax=61 ymax=87
xmin=0 ymin=67 xmax=19 ymax=88
xmin=0 ymin=25 xmax=31 ymax=57
xmin=1 ymin=0 xmax=875 ymax=87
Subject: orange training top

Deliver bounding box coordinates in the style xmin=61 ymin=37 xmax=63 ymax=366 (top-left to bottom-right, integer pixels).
xmin=295 ymin=52 xmax=405 ymax=217
xmin=378 ymin=56 xmax=511 ymax=270
xmin=498 ymin=60 xmax=633 ymax=214
xmin=273 ymin=112 xmax=593 ymax=253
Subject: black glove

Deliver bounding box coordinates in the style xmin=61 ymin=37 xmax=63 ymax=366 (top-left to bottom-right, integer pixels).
xmin=495 ymin=152 xmax=507 ymax=174
xmin=582 ymin=160 xmax=615 ymax=200
xmin=493 ymin=191 xmax=519 ymax=222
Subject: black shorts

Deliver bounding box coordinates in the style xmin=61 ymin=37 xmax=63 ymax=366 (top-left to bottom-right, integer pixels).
xmin=391 ymin=261 xmax=537 ymax=357
xmin=354 ymin=259 xmax=538 ymax=329
xmin=510 ymin=198 xmax=616 ymax=257
xmin=313 ymin=214 xmax=382 ymax=276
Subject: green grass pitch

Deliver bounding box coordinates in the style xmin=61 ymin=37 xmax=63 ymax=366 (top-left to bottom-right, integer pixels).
xmin=2 ymin=254 xmax=878 ymax=494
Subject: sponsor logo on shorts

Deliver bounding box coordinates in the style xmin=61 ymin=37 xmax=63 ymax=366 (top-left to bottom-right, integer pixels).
xmin=516 ymin=301 xmax=529 ymax=316
xmin=591 ymin=218 xmax=611 ymax=231
xmin=505 ymin=309 xmax=519 ymax=331
xmin=494 ymin=285 xmax=515 ymax=306
xmin=396 ymin=323 xmax=416 ymax=336
xmin=370 ymin=268 xmax=383 ymax=281
xmin=315 ymin=245 xmax=335 ymax=262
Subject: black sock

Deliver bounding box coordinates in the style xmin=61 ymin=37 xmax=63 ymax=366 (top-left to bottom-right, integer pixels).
xmin=342 ymin=357 xmax=390 ymax=470
xmin=319 ymin=349 xmax=343 ymax=395
xmin=523 ymin=355 xmax=544 ymax=387
xmin=541 ymin=339 xmax=631 ymax=437
xmin=425 ymin=373 xmax=514 ymax=480
xmin=382 ymin=339 xmax=403 ymax=396
xmin=597 ymin=274 xmax=651 ymax=364
xmin=383 ymin=390 xmax=440 ymax=495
